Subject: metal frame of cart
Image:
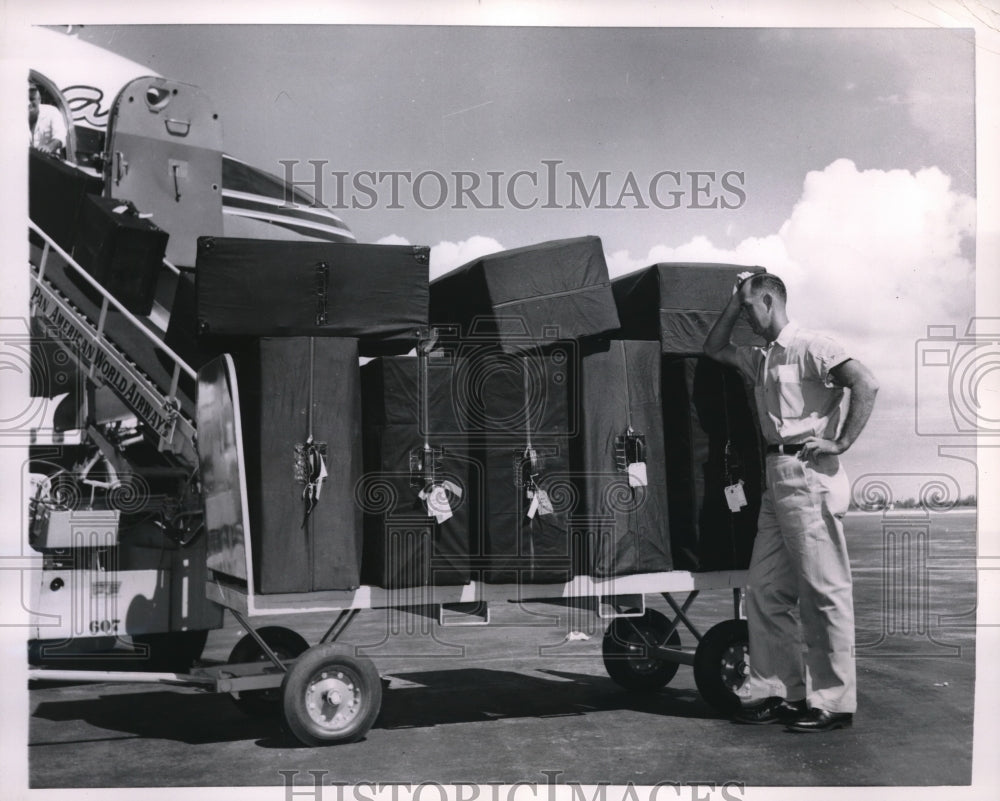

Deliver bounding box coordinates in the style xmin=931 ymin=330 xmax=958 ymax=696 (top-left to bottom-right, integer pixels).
xmin=31 ymin=568 xmax=751 ymax=747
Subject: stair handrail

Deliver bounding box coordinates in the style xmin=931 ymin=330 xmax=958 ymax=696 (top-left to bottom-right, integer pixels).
xmin=28 ymin=219 xmax=197 ymax=399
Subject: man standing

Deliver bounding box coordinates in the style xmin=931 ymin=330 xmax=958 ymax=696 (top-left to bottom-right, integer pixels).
xmin=703 ymin=271 xmax=878 ymax=732
xmin=29 ymin=81 xmax=66 ymax=156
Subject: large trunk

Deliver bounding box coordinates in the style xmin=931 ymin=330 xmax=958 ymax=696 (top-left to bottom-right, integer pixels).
xmin=577 ymin=340 xmax=673 ymax=577
xmin=611 ymin=263 xmax=765 ymax=570
xmin=429 ymin=236 xmax=620 ymax=354
xmin=195 ymin=237 xmax=429 ymax=354
xmin=29 ymin=149 xmax=103 ymax=253
xmin=612 ymin=262 xmax=765 ymax=354
xmin=360 ymin=356 xmax=472 ymax=588
xmin=237 ymin=337 xmax=364 ymax=593
xmin=72 ymin=196 xmax=168 ymax=315
xmin=457 ymin=345 xmax=577 ymax=584
xmin=660 ymin=356 xmax=763 ymax=571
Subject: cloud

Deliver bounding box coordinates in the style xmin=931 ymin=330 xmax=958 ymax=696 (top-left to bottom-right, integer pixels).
xmin=778 ymin=159 xmax=974 ymax=345
xmin=429 ymin=235 xmax=505 ymax=281
xmin=608 ymin=159 xmax=976 ymax=448
xmin=606 ymin=234 xmax=791 ymax=280
xmin=375 ymin=234 xmax=411 ymax=246
xmin=377 ymin=233 xmax=506 ymax=281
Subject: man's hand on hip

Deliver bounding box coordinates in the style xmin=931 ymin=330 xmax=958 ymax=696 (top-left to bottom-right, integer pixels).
xmin=799 ymin=436 xmax=845 ymax=459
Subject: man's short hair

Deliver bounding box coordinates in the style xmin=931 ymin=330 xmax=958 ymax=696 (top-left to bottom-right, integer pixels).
xmin=747 ymin=272 xmax=787 ymax=303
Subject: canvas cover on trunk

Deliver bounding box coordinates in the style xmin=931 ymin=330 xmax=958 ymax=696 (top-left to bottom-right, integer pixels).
xmin=237 ymin=337 xmax=363 ymax=593
xmin=360 ymin=356 xmax=473 ymax=588
xmin=29 ymin=149 xmax=103 ymax=252
xmin=660 ymin=356 xmax=762 ymax=571
xmin=429 ymin=236 xmax=620 ymax=355
xmin=612 ymin=263 xmax=765 ymax=354
xmin=578 ymin=340 xmax=672 ymax=577
xmin=195 ymin=237 xmax=429 ymax=352
xmin=454 ymin=345 xmax=578 ymax=583
xmin=72 ymin=196 xmax=168 ymax=315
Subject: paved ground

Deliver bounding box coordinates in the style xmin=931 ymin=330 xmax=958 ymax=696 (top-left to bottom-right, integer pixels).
xmin=25 ymin=510 xmax=978 ymax=789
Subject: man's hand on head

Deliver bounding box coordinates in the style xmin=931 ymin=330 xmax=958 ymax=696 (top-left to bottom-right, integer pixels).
xmin=732 ymin=270 xmax=755 ymax=295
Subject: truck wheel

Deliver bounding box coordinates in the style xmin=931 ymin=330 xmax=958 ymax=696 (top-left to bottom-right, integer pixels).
xmin=227 ymin=626 xmax=309 ymax=718
xmin=602 ymin=609 xmax=682 ymax=691
xmin=280 ymin=644 xmax=382 ymax=746
xmin=693 ymin=619 xmax=749 ymax=713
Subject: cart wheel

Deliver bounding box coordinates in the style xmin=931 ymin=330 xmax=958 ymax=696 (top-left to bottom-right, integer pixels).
xmin=280 ymin=643 xmax=382 ymax=746
xmin=693 ymin=619 xmax=750 ymax=713
xmin=132 ymin=629 xmax=210 ymax=673
xmin=602 ymin=609 xmax=682 ymax=691
xmin=228 ymin=626 xmax=309 ymax=718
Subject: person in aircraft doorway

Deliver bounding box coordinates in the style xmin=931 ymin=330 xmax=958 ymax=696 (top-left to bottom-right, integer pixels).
xmin=29 ymin=80 xmax=66 ymax=157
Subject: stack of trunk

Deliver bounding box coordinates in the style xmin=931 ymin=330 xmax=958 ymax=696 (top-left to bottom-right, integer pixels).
xmin=29 ymin=151 xmax=169 ymax=316
xmin=429 ymin=236 xmax=675 ymax=582
xmin=191 ymin=233 xmax=766 ymax=592
xmin=612 ymin=263 xmax=766 ymax=571
xmin=29 ymin=149 xmax=102 ymax=253
xmin=359 ymin=354 xmax=472 ymax=588
xmin=194 ymin=237 xmax=431 ymax=594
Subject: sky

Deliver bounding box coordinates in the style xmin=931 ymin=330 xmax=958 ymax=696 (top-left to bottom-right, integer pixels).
xmin=62 ymin=21 xmax=983 ymax=499
xmin=3 ymin=3 xmax=1000 ymax=799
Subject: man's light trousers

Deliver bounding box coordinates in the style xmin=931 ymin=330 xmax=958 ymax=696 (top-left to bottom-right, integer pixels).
xmin=739 ymin=451 xmax=856 ymax=713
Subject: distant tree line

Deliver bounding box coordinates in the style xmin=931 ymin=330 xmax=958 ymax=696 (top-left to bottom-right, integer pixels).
xmin=850 ymin=494 xmax=977 ymax=511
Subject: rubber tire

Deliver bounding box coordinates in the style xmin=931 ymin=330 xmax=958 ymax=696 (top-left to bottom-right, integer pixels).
xmin=131 ymin=629 xmax=210 ymax=673
xmin=228 ymin=626 xmax=310 ymax=718
xmin=602 ymin=609 xmax=683 ymax=691
xmin=693 ymin=618 xmax=750 ymax=713
xmin=280 ymin=643 xmax=383 ymax=746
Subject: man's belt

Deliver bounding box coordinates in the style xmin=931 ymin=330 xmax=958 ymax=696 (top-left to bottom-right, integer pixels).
xmin=765 ymin=443 xmax=806 ymax=455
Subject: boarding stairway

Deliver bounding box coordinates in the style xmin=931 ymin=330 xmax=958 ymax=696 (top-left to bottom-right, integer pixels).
xmin=28 ymin=220 xmax=198 ymax=469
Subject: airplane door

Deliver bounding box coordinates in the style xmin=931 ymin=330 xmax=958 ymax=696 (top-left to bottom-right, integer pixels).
xmin=106 ymin=77 xmax=224 ymax=267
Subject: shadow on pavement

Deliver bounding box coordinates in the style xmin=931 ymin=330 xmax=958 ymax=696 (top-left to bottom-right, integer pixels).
xmin=31 ymin=666 xmax=720 ymax=746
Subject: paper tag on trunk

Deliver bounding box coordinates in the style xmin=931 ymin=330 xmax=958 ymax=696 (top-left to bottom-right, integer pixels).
xmin=419 ymin=482 xmax=459 ymax=524
xmin=526 ymin=488 xmax=553 ymax=518
xmin=425 ymin=485 xmax=453 ymax=523
xmin=724 ymin=480 xmax=748 ymax=512
xmin=535 ymin=488 xmax=553 ymax=516
xmin=527 ymin=492 xmax=539 ymax=519
xmin=627 ymin=461 xmax=648 ymax=488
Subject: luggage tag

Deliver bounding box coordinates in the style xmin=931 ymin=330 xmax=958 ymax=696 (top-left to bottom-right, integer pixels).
xmin=525 ymin=476 xmax=554 ymax=519
xmin=295 ymin=437 xmax=329 ymax=528
xmin=616 ymin=430 xmax=648 ymax=488
xmin=625 ymin=432 xmax=647 ymax=488
xmin=724 ymin=479 xmax=748 ymax=513
xmin=419 ymin=479 xmax=463 ymax=524
xmin=628 ymin=461 xmax=648 ymax=488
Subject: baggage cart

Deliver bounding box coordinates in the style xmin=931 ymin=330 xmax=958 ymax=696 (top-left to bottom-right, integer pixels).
xmin=30 ymin=354 xmax=751 ymax=746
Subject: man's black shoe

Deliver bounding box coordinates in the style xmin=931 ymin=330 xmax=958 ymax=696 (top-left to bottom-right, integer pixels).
xmin=785 ymin=708 xmax=853 ymax=732
xmin=733 ymin=697 xmax=807 ymax=725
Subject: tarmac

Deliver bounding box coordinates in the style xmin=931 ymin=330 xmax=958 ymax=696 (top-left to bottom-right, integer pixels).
xmin=25 ymin=510 xmax=978 ymax=789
